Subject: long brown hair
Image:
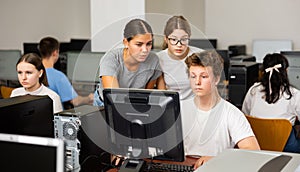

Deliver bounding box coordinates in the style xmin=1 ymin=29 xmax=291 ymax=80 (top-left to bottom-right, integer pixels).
xmin=260 ymin=53 xmax=292 ymax=103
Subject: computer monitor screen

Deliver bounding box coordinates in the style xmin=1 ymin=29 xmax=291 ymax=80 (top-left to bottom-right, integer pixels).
xmin=103 ymin=88 xmax=184 ymax=162
xmin=23 ymin=43 xmax=40 ymax=55
xmin=0 ymin=95 xmax=54 ymax=138
xmin=0 ymin=50 xmax=21 ymax=81
xmin=59 ymin=42 xmax=71 ymax=53
xmin=189 ymin=39 xmax=217 ymax=50
xmin=280 ymin=51 xmax=300 ymax=89
xmin=252 ymin=39 xmax=292 ymax=63
xmin=50 ymin=42 xmax=70 ymax=74
xmin=70 ymin=39 xmax=91 ymax=52
xmin=66 ymin=51 xmax=105 ymax=82
xmin=0 ymin=133 xmax=64 ymax=172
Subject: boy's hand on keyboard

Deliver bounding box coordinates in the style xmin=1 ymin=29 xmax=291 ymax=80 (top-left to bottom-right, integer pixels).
xmin=194 ymin=156 xmax=213 ymax=169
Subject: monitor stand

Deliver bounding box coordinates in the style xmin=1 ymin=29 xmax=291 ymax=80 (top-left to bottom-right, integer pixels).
xmin=119 ymin=159 xmax=146 ymax=172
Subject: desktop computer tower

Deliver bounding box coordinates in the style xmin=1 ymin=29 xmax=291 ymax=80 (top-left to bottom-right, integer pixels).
xmin=54 ymin=105 xmax=111 ymax=172
xmin=228 ymin=62 xmax=259 ymax=109
xmin=54 ymin=112 xmax=81 ymax=172
xmin=281 ymin=51 xmax=300 ymax=90
xmin=287 ymin=68 xmax=300 ymax=90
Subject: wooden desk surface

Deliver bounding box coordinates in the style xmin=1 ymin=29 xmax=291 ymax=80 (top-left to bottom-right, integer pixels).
xmin=107 ymin=156 xmax=197 ymax=172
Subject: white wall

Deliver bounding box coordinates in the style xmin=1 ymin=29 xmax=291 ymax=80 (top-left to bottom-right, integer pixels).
xmin=0 ymin=0 xmax=205 ymax=52
xmin=145 ymin=0 xmax=205 ymax=35
xmin=0 ymin=0 xmax=90 ymax=52
xmin=91 ymin=0 xmax=145 ymax=52
xmin=145 ymin=0 xmax=205 ymax=49
xmin=205 ymin=0 xmax=300 ymax=53
xmin=1 ymin=0 xmax=300 ymax=54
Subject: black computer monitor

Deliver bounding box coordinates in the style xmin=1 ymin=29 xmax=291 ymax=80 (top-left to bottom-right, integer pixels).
xmin=59 ymin=42 xmax=71 ymax=53
xmin=217 ymin=49 xmax=230 ymax=81
xmin=51 ymin=42 xmax=71 ymax=74
xmin=0 ymin=95 xmax=54 ymax=138
xmin=0 ymin=133 xmax=64 ymax=172
xmin=70 ymin=39 xmax=91 ymax=52
xmin=189 ymin=39 xmax=217 ymax=50
xmin=23 ymin=42 xmax=40 ymax=55
xmin=103 ymin=88 xmax=184 ymax=164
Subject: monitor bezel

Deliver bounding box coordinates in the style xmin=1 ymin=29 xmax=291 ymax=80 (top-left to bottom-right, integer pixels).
xmin=0 ymin=133 xmax=64 ymax=172
xmin=103 ymin=88 xmax=185 ymax=162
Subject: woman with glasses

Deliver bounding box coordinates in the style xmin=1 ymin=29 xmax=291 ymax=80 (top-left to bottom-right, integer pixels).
xmin=93 ymin=18 xmax=166 ymax=106
xmin=157 ymin=15 xmax=203 ymax=100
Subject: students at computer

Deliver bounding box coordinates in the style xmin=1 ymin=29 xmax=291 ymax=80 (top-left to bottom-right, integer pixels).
xmin=157 ymin=15 xmax=202 ymax=100
xmin=93 ymin=18 xmax=165 ymax=106
xmin=39 ymin=37 xmax=94 ymax=109
xmin=242 ymin=53 xmax=300 ymax=153
xmin=10 ymin=53 xmax=63 ymax=113
xmin=181 ymin=50 xmax=260 ymax=169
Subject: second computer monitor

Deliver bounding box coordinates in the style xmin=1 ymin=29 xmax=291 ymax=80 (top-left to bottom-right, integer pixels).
xmin=0 ymin=95 xmax=54 ymax=138
xmin=66 ymin=51 xmax=105 ymax=83
xmin=217 ymin=49 xmax=230 ymax=81
xmin=103 ymin=88 xmax=184 ymax=162
xmin=0 ymin=50 xmax=22 ymax=81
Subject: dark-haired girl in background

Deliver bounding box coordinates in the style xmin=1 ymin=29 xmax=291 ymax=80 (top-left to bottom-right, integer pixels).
xmin=242 ymin=53 xmax=300 ymax=153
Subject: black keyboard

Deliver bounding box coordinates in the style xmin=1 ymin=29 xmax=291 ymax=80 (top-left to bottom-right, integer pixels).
xmin=143 ymin=162 xmax=194 ymax=172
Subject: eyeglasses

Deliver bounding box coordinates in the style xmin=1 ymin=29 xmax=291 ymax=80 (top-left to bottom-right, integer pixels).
xmin=167 ymin=37 xmax=190 ymax=45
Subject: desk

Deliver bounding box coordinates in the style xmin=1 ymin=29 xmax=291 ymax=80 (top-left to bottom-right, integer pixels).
xmin=107 ymin=156 xmax=197 ymax=172
xmin=195 ymin=149 xmax=300 ymax=172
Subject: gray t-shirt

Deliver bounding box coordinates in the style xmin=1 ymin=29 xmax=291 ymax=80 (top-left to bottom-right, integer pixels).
xmin=97 ymin=48 xmax=162 ymax=97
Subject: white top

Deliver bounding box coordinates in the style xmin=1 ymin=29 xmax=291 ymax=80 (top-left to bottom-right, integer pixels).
xmin=181 ymin=98 xmax=254 ymax=156
xmin=10 ymin=84 xmax=63 ymax=114
xmin=242 ymin=82 xmax=300 ymax=125
xmin=157 ymin=46 xmax=202 ymax=100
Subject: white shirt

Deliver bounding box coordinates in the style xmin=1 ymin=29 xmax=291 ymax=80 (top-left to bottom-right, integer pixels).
xmin=10 ymin=84 xmax=63 ymax=114
xmin=242 ymin=82 xmax=300 ymax=125
xmin=157 ymin=46 xmax=202 ymax=100
xmin=181 ymin=98 xmax=254 ymax=156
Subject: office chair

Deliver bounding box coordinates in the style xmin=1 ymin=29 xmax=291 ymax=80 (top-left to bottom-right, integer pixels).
xmin=245 ymin=115 xmax=292 ymax=152
xmin=0 ymin=86 xmax=15 ymax=98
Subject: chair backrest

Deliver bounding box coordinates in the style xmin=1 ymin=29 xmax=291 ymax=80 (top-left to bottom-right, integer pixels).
xmin=245 ymin=115 xmax=292 ymax=152
xmin=0 ymin=86 xmax=15 ymax=98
